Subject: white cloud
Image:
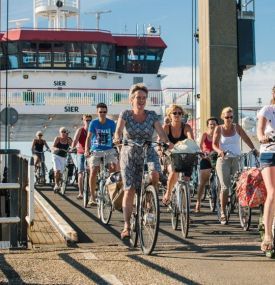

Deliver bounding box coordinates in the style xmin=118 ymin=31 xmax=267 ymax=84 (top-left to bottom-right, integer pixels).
xmin=160 ymin=61 xmax=275 ymax=107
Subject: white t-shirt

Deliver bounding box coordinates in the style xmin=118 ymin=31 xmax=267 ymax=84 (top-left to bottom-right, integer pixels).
xmin=257 ymin=105 xmax=275 ymax=153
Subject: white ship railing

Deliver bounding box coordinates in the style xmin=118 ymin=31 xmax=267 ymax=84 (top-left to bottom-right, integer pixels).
xmin=1 ymin=88 xmax=192 ymax=107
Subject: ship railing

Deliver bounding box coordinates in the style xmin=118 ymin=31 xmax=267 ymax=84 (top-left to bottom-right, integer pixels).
xmin=2 ymin=88 xmax=192 ymax=107
xmin=35 ymin=0 xmax=78 ymax=9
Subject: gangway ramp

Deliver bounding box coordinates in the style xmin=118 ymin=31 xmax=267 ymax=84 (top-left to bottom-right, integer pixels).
xmin=34 ymin=185 xmax=260 ymax=251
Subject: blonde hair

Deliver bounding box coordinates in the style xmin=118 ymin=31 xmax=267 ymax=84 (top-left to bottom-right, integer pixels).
xmin=220 ymin=106 xmax=233 ymax=119
xmin=166 ymin=104 xmax=185 ymax=119
xmin=271 ymin=86 xmax=275 ymax=105
xmin=82 ymin=114 xmax=92 ymax=120
xmin=129 ymin=83 xmax=148 ymax=102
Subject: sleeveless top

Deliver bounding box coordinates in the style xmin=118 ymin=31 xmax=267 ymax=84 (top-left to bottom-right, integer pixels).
xmin=33 ymin=139 xmax=44 ymax=152
xmin=168 ymin=123 xmax=187 ymax=144
xmin=53 ymin=139 xmax=70 ymax=157
xmin=220 ymin=125 xmax=241 ymax=156
xmin=201 ymin=133 xmax=213 ymax=153
xmin=77 ymin=128 xmax=87 ymax=154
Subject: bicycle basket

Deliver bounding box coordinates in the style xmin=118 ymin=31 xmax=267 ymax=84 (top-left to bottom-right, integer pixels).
xmin=170 ymin=152 xmax=197 ymax=173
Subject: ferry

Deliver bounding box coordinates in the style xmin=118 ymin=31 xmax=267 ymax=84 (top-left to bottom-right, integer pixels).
xmin=0 ymin=0 xmax=192 ymax=142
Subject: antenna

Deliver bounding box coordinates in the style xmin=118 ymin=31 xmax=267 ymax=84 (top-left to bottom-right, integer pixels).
xmin=9 ymin=18 xmax=30 ymax=28
xmin=85 ymin=10 xmax=112 ymax=30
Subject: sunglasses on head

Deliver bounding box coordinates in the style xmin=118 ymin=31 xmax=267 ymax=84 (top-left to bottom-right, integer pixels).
xmin=99 ymin=111 xmax=107 ymax=114
xmin=224 ymin=116 xmax=233 ymax=119
xmin=172 ymin=111 xmax=182 ymax=116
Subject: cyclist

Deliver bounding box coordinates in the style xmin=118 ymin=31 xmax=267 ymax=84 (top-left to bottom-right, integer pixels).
xmin=31 ymin=131 xmax=50 ymax=178
xmin=114 ymin=83 xmax=169 ymax=239
xmin=85 ymin=103 xmax=118 ymax=206
xmin=212 ymin=106 xmax=256 ymax=225
xmin=52 ymin=127 xmax=72 ymax=192
xmin=195 ymin=117 xmax=218 ymax=212
xmin=72 ymin=114 xmax=92 ymax=199
xmin=161 ymin=104 xmax=194 ymax=206
xmin=257 ymin=86 xmax=275 ymax=253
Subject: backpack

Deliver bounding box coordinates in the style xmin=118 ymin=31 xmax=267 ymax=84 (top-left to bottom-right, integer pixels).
xmin=236 ymin=167 xmax=267 ymax=208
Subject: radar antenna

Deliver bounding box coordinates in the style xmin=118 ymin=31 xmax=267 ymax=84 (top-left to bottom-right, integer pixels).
xmin=85 ymin=10 xmax=112 ymax=30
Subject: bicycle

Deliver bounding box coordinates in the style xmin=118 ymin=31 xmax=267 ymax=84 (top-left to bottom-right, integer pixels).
xmin=83 ymin=159 xmax=90 ymax=208
xmin=92 ymin=149 xmax=117 ymax=224
xmin=216 ymin=150 xmax=256 ymax=226
xmin=59 ymin=149 xmax=77 ymax=195
xmin=168 ymin=151 xmax=201 ymax=238
xmin=34 ymin=149 xmax=50 ymax=185
xmin=122 ymin=140 xmax=167 ymax=255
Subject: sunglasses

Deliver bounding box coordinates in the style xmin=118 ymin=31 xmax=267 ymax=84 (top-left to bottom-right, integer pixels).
xmin=38 ymin=135 xmax=43 ymax=137
xmin=85 ymin=120 xmax=91 ymax=122
xmin=224 ymin=116 xmax=233 ymax=119
xmin=61 ymin=130 xmax=67 ymax=133
xmin=99 ymin=111 xmax=107 ymax=114
xmin=172 ymin=112 xmax=182 ymax=116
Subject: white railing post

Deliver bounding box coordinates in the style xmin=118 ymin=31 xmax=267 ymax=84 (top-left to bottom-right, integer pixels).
xmin=26 ymin=157 xmax=35 ymax=226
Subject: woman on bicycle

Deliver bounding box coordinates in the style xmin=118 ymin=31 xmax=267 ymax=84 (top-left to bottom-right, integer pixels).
xmin=212 ymin=106 xmax=256 ymax=225
xmin=114 ymin=83 xmax=169 ymax=239
xmin=257 ymin=86 xmax=275 ymax=253
xmin=195 ymin=117 xmax=218 ymax=212
xmin=161 ymin=104 xmax=194 ymax=206
xmin=31 ymin=131 xmax=50 ymax=176
xmin=52 ymin=127 xmax=72 ymax=192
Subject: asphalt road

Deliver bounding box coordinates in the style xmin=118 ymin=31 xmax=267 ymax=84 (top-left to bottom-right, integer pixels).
xmin=0 ymin=186 xmax=274 ymax=285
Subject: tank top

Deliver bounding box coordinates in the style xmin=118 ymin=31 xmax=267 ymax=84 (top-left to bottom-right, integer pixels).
xmin=220 ymin=125 xmax=241 ymax=156
xmin=77 ymin=128 xmax=87 ymax=154
xmin=168 ymin=123 xmax=187 ymax=144
xmin=34 ymin=139 xmax=44 ymax=152
xmin=53 ymin=139 xmax=70 ymax=157
xmin=201 ymin=133 xmax=213 ymax=153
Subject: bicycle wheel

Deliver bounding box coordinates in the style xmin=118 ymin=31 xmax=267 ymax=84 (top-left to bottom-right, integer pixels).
xmin=100 ymin=184 xmax=113 ymax=224
xmin=170 ymin=189 xmax=179 ymax=230
xmin=190 ymin=166 xmax=198 ymax=198
xmin=209 ymin=175 xmax=218 ymax=212
xmin=83 ymin=171 xmax=89 ymax=208
xmin=139 ymin=185 xmax=160 ymax=255
xmin=130 ymin=193 xmax=139 ymax=248
xmin=179 ymin=183 xmax=190 ymax=238
xmin=60 ymin=167 xmax=68 ymax=195
xmin=238 ymin=203 xmax=252 ymax=231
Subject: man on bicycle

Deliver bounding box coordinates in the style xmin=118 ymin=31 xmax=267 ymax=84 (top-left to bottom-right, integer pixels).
xmin=72 ymin=114 xmax=92 ymax=199
xmin=31 ymin=131 xmax=50 ymax=178
xmin=85 ymin=103 xmax=118 ymax=206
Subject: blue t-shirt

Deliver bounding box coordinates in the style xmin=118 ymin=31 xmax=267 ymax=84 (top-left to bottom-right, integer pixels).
xmin=89 ymin=118 xmax=116 ymax=151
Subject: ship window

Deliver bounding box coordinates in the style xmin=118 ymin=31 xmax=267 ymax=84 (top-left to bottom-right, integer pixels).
xmin=38 ymin=43 xmax=52 ymax=68
xmin=53 ymin=43 xmax=66 ymax=68
xmin=22 ymin=42 xmax=37 ymax=68
xmin=83 ymin=43 xmax=98 ymax=68
xmin=68 ymin=42 xmax=82 ymax=68
xmin=0 ymin=44 xmax=6 ymax=70
xmin=7 ymin=42 xmax=19 ymax=69
xmin=127 ymin=48 xmax=138 ymax=60
xmin=99 ymin=44 xmax=113 ymax=70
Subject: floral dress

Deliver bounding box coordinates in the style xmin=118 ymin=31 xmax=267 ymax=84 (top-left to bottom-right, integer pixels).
xmin=119 ymin=110 xmax=161 ymax=191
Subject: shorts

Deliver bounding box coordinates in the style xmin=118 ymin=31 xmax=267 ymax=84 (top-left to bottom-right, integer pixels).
xmin=52 ymin=154 xmax=66 ymax=172
xmin=200 ymin=158 xmax=212 ymax=170
xmin=88 ymin=149 xmax=118 ymax=168
xmin=77 ymin=154 xmax=85 ymax=172
xmin=260 ymin=152 xmax=275 ymax=167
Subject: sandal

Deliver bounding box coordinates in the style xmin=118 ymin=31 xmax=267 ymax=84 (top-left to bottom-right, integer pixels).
xmin=121 ymin=228 xmax=130 ymax=240
xmin=162 ymin=196 xmax=171 ymax=207
xmin=261 ymin=239 xmax=274 ymax=252
xmin=77 ymin=194 xmax=83 ymax=200
xmin=195 ymin=202 xmax=201 ymax=213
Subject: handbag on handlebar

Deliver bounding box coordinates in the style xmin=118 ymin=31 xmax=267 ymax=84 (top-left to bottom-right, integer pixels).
xmin=236 ymin=167 xmax=267 ymax=208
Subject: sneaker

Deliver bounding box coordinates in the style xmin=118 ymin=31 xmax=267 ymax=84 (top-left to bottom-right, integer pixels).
xmin=220 ymin=213 xmax=227 ymax=225
xmin=53 ymin=185 xmax=60 ymax=193
xmin=88 ymin=197 xmax=97 ymax=206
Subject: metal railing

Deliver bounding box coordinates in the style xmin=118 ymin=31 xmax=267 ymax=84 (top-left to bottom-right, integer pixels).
xmin=0 ymin=150 xmax=34 ymax=248
xmin=1 ymin=88 xmax=192 ymax=108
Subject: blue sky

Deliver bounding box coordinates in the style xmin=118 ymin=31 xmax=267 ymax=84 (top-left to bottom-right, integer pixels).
xmin=1 ymin=0 xmax=275 ymax=105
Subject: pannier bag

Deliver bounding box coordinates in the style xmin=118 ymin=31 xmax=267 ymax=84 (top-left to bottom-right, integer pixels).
xmin=106 ymin=172 xmax=124 ymax=210
xmin=236 ymin=167 xmax=267 ymax=208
